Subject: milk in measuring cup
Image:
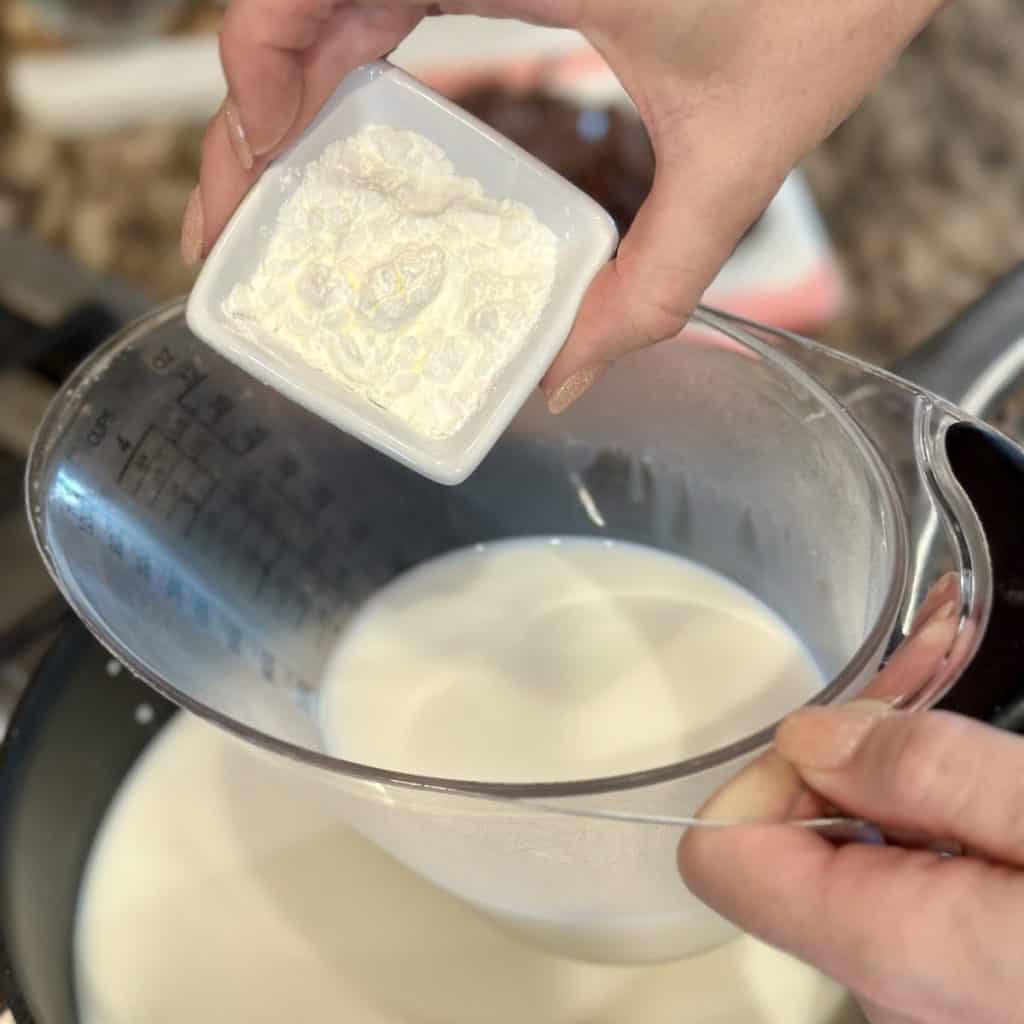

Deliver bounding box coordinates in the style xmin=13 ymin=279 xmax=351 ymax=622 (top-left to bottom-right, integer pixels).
xmin=317 ymin=537 xmax=824 ymax=961
xmin=319 ymin=537 xmax=823 ymax=782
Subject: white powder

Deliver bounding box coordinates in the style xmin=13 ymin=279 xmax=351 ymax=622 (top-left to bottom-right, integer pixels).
xmin=224 ymin=125 xmax=559 ymax=440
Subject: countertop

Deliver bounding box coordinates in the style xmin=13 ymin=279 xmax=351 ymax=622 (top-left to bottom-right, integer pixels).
xmin=2 ymin=0 xmax=1024 ymax=369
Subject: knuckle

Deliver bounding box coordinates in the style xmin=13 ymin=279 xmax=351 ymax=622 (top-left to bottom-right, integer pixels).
xmin=217 ymin=4 xmax=266 ymax=71
xmin=622 ymin=276 xmax=692 ymax=346
xmin=818 ymin=849 xmax=943 ymax=1007
xmin=885 ymin=712 xmax=1024 ymax=860
xmin=637 ymin=290 xmax=692 ymax=342
xmin=886 ymin=712 xmax=965 ymax=817
xmin=614 ymin=245 xmax=696 ymax=347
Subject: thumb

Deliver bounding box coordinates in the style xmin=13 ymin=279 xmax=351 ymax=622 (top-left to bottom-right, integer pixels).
xmin=198 ymin=1 xmax=422 ymax=252
xmin=776 ymin=704 xmax=1024 ymax=866
xmin=539 ymin=151 xmax=775 ymax=408
xmin=679 ymin=705 xmax=1024 ymax=1019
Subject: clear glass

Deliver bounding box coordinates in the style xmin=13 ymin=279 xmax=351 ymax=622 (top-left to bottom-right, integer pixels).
xmin=26 ymin=302 xmax=987 ymax=963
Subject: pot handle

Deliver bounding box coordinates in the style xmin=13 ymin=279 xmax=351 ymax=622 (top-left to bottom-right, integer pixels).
xmin=933 ymin=422 xmax=1024 ymax=727
xmin=891 ymin=260 xmax=1024 ymax=417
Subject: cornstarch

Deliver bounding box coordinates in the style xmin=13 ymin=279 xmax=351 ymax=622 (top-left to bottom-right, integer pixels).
xmin=224 ymin=124 xmax=559 ymax=439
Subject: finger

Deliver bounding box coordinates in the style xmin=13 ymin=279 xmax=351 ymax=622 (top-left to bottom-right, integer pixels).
xmin=219 ymin=0 xmax=535 ymax=162
xmin=199 ymin=3 xmax=423 ymax=251
xmin=862 ymin=595 xmax=976 ymax=713
xmin=860 ymin=598 xmax=959 ymax=705
xmin=540 ymin=140 xmax=780 ymax=405
xmin=196 ymin=102 xmax=263 ymax=257
xmin=680 ymin=816 xmax=1023 ymax=1020
xmin=776 ymin=703 xmax=1024 ymax=866
xmin=909 ymin=571 xmax=960 ymax=634
xmin=219 ymin=0 xmax=338 ymax=159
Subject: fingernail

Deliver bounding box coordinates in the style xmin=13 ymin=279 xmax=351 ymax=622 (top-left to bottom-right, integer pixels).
xmin=776 ymin=699 xmax=893 ymax=773
xmin=931 ymin=571 xmax=959 ymax=600
xmin=546 ymin=363 xmax=608 ymax=415
xmin=224 ymin=98 xmax=254 ymax=171
xmin=913 ymin=602 xmax=958 ymax=651
xmin=911 ymin=579 xmax=959 ymax=633
xmin=698 ymin=752 xmax=803 ymax=823
xmin=180 ymin=185 xmax=204 ymax=266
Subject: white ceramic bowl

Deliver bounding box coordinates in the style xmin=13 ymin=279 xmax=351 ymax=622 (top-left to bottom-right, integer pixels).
xmin=186 ymin=60 xmax=618 ymax=485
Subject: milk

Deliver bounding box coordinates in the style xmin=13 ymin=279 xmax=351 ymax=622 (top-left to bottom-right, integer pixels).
xmin=75 ymin=536 xmax=834 ymax=1007
xmin=309 ymin=537 xmax=825 ymax=964
xmin=74 ymin=712 xmax=852 ymax=1023
xmin=319 ymin=537 xmax=823 ymax=781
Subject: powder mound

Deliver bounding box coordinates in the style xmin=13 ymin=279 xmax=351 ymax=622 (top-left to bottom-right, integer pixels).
xmin=224 ymin=124 xmax=558 ymax=440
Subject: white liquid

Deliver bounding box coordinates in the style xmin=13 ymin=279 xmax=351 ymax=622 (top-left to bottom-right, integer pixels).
xmin=319 ymin=537 xmax=823 ymax=782
xmin=75 ymin=712 xmax=853 ymax=1024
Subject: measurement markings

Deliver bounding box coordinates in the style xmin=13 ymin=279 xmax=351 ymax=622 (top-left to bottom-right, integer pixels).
xmin=116 ymin=423 xmax=154 ymax=486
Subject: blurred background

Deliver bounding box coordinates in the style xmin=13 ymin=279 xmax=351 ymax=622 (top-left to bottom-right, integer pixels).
xmin=2 ymin=0 xmax=1022 ymax=361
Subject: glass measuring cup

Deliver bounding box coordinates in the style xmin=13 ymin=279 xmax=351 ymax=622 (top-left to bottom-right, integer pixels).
xmin=25 ymin=299 xmax=1023 ymax=964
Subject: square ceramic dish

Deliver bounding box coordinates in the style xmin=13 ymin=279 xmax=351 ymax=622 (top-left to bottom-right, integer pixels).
xmin=186 ymin=60 xmax=618 ymax=485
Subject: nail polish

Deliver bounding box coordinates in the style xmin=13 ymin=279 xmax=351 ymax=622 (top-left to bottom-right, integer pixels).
xmin=224 ymin=99 xmax=254 ymax=171
xmin=546 ymin=364 xmax=607 ymax=415
xmin=180 ymin=186 xmax=204 ymax=266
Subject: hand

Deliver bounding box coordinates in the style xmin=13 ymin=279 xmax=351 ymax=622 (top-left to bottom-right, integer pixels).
xmin=184 ymin=0 xmax=946 ymax=409
xmin=678 ymin=701 xmax=1024 ymax=1024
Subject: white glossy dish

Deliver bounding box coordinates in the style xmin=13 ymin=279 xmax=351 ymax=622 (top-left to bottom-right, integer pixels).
xmin=186 ymin=60 xmax=618 ymax=485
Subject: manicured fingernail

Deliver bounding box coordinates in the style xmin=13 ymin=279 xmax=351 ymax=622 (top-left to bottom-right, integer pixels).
xmin=912 ymin=602 xmax=958 ymax=652
xmin=909 ymin=601 xmax=958 ymax=647
xmin=224 ymin=98 xmax=253 ymax=171
xmin=911 ymin=577 xmax=959 ymax=633
xmin=776 ymin=699 xmax=893 ymax=773
xmin=698 ymin=752 xmax=803 ymax=823
xmin=932 ymin=571 xmax=959 ymax=598
xmin=180 ymin=185 xmax=204 ymax=266
xmin=546 ymin=363 xmax=608 ymax=414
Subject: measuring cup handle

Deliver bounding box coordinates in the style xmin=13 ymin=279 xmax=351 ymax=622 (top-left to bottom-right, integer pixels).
xmin=935 ymin=421 xmax=1024 ymax=729
xmin=889 ymin=263 xmax=1024 ymax=728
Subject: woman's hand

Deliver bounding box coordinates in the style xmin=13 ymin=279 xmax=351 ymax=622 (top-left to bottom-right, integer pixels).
xmin=185 ymin=0 xmax=946 ymax=408
xmin=679 ymin=702 xmax=1024 ymax=1024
